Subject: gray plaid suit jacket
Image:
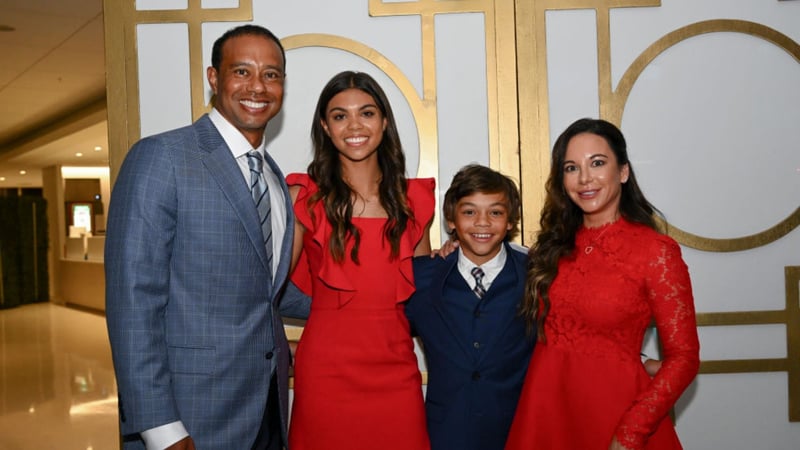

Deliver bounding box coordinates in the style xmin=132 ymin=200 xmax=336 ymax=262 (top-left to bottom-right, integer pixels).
xmin=105 ymin=114 xmax=309 ymax=449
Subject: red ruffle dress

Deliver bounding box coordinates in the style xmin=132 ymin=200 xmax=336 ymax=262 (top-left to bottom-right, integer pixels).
xmin=505 ymin=219 xmax=700 ymax=450
xmin=287 ymin=174 xmax=434 ymax=450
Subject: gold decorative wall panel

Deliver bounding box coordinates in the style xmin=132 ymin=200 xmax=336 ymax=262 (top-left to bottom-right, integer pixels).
xmin=514 ymin=0 xmax=800 ymax=422
xmin=105 ymin=0 xmax=519 ymax=247
xmin=365 ymin=0 xmax=520 ymax=245
xmin=104 ymin=0 xmax=254 ymax=184
xmin=613 ymin=19 xmax=800 ymax=252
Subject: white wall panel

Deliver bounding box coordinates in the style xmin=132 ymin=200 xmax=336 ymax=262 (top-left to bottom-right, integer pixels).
xmin=137 ymin=23 xmax=193 ymax=138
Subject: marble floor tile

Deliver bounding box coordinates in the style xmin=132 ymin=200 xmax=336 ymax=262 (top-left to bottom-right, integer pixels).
xmin=0 ymin=303 xmax=118 ymax=450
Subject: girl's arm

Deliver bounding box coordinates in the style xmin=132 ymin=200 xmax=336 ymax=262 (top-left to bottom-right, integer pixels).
xmin=413 ymin=219 xmax=433 ymax=256
xmin=288 ymin=185 xmax=305 ymax=273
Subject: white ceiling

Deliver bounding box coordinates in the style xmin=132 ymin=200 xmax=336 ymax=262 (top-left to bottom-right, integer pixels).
xmin=0 ymin=0 xmax=108 ymax=188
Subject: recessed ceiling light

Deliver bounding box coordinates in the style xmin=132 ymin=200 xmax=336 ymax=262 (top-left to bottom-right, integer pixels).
xmin=76 ymin=152 xmax=84 ymax=157
xmin=94 ymin=146 xmax=102 ymax=151
xmin=0 ymin=177 xmax=5 ymax=181
xmin=19 ymin=170 xmax=27 ymax=175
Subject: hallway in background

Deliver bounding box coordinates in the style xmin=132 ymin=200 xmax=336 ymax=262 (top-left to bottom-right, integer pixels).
xmin=0 ymin=303 xmax=118 ymax=449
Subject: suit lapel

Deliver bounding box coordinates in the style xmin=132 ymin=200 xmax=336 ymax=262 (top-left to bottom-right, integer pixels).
xmin=262 ymin=150 xmax=294 ymax=293
xmin=194 ymin=116 xmax=272 ymax=277
xmin=430 ymin=254 xmax=478 ymax=362
xmin=473 ymin=242 xmax=527 ymax=364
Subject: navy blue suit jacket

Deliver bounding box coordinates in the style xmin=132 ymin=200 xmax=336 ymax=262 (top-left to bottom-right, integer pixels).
xmin=105 ymin=115 xmax=310 ymax=449
xmin=406 ymin=243 xmax=535 ymax=450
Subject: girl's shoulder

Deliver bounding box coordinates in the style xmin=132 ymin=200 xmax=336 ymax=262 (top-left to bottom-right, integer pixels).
xmin=407 ymin=177 xmax=435 ymax=192
xmin=286 ymin=173 xmax=316 ymax=192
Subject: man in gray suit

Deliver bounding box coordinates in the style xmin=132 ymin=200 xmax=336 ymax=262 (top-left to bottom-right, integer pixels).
xmin=105 ymin=25 xmax=309 ymax=450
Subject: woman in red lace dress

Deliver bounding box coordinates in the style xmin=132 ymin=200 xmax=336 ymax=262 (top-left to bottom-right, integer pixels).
xmin=287 ymin=71 xmax=433 ymax=450
xmin=505 ymin=118 xmax=700 ymax=450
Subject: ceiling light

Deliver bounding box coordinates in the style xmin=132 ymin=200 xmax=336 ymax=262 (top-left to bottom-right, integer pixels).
xmin=94 ymin=146 xmax=102 ymax=151
xmin=76 ymin=152 xmax=84 ymax=157
xmin=0 ymin=177 xmax=5 ymax=181
xmin=19 ymin=170 xmax=27 ymax=175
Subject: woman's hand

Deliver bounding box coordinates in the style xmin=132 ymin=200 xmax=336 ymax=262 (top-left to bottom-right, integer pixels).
xmin=644 ymin=358 xmax=663 ymax=377
xmin=608 ymin=436 xmax=633 ymax=450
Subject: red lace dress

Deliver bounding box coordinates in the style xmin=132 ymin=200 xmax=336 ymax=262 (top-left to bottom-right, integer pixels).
xmin=287 ymin=174 xmax=434 ymax=450
xmin=505 ymin=219 xmax=700 ymax=450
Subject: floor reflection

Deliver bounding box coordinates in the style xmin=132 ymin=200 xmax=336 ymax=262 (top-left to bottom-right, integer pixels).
xmin=0 ymin=303 xmax=118 ymax=450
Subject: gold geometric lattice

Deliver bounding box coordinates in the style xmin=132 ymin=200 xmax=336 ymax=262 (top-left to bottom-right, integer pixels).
xmin=695 ymin=266 xmax=800 ymax=421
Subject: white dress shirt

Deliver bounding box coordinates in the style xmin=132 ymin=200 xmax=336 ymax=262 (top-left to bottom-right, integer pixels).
xmin=456 ymin=244 xmax=508 ymax=295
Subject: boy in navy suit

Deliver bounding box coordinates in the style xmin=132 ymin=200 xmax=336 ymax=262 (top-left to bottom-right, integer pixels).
xmin=406 ymin=164 xmax=535 ymax=450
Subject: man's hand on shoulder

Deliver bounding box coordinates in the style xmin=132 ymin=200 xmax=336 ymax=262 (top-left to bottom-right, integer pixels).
xmin=430 ymin=238 xmax=459 ymax=258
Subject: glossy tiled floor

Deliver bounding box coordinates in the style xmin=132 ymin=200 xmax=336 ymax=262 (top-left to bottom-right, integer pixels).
xmin=0 ymin=303 xmax=118 ymax=450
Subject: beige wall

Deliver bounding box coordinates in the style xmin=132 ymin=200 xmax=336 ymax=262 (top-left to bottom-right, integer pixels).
xmin=41 ymin=164 xmax=109 ymax=310
xmin=41 ymin=165 xmax=65 ymax=304
xmin=59 ymin=260 xmax=105 ymax=311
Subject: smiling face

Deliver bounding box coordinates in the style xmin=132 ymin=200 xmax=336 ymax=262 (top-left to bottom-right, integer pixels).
xmin=207 ymin=34 xmax=285 ymax=147
xmin=447 ymin=191 xmax=513 ymax=266
xmin=321 ymin=88 xmax=387 ymax=164
xmin=562 ymin=132 xmax=630 ymax=227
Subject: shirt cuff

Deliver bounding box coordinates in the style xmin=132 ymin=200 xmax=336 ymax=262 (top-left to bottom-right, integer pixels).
xmin=141 ymin=421 xmax=189 ymax=450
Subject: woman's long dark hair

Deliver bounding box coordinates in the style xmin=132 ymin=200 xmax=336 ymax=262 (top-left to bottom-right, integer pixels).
xmin=307 ymin=71 xmax=412 ymax=264
xmin=520 ymin=118 xmax=661 ymax=340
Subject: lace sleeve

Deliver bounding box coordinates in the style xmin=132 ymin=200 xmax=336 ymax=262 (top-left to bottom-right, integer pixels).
xmin=614 ymin=236 xmax=700 ymax=449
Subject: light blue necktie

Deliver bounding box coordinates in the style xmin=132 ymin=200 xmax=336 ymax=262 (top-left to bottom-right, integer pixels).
xmin=247 ymin=150 xmax=273 ymax=279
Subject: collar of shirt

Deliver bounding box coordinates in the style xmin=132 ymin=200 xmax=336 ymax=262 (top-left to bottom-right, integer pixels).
xmin=456 ymin=243 xmax=507 ymax=293
xmin=209 ymin=108 xmax=266 ymax=158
